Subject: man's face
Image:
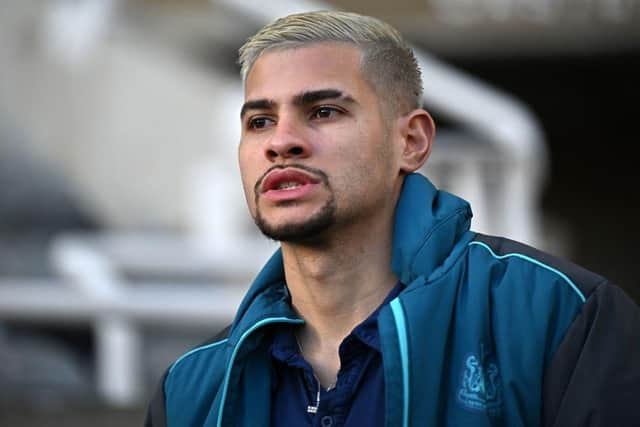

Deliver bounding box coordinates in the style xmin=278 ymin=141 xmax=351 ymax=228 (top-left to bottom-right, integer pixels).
xmin=238 ymin=43 xmax=403 ymax=243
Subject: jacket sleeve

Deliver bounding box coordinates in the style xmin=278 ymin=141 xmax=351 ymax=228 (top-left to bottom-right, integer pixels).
xmin=542 ymin=282 xmax=640 ymax=426
xmin=145 ymin=369 xmax=168 ymax=427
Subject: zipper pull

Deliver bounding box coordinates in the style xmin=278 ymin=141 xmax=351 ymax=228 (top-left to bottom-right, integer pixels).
xmin=307 ymin=388 xmax=320 ymax=413
xmin=307 ymin=376 xmax=321 ymax=413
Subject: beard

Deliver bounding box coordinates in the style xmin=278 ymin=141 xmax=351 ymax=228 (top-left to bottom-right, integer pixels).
xmin=253 ymin=165 xmax=336 ymax=243
xmin=254 ymin=197 xmax=336 ymax=242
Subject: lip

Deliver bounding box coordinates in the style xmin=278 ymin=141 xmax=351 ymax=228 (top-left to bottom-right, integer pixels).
xmin=260 ymin=168 xmax=321 ymax=202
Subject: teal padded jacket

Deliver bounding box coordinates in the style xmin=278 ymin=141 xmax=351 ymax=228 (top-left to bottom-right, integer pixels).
xmin=146 ymin=173 xmax=640 ymax=427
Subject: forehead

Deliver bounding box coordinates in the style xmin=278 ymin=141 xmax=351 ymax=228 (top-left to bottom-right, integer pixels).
xmin=243 ymin=43 xmax=370 ymax=102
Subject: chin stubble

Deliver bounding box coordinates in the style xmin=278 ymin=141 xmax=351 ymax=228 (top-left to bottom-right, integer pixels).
xmin=253 ymin=164 xmax=336 ymax=242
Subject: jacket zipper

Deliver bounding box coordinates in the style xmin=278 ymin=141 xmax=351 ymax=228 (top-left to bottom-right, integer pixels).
xmin=307 ymin=374 xmax=321 ymax=414
xmin=390 ymin=298 xmax=409 ymax=427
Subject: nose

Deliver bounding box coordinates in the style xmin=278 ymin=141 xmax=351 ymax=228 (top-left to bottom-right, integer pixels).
xmin=264 ymin=117 xmax=311 ymax=162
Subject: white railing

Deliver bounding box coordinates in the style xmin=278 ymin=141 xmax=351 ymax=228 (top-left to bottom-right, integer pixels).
xmin=0 ymin=234 xmax=247 ymax=407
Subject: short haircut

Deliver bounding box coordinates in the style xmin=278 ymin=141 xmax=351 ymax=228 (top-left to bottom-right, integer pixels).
xmin=238 ymin=11 xmax=423 ymax=116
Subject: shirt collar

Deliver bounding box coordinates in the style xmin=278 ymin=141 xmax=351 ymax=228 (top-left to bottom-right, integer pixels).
xmin=271 ymin=281 xmax=404 ymax=362
xmin=349 ymin=281 xmax=404 ymax=352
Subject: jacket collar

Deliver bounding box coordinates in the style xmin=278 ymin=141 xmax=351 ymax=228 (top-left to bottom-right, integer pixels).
xmin=391 ymin=173 xmax=472 ymax=286
xmin=228 ymin=173 xmax=472 ymax=340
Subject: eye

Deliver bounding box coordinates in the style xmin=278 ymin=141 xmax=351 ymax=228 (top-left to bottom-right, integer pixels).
xmin=310 ymin=106 xmax=341 ymax=120
xmin=247 ymin=116 xmax=275 ymax=130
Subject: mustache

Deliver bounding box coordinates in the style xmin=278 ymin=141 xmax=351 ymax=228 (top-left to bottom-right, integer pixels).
xmin=254 ymin=164 xmax=330 ymax=197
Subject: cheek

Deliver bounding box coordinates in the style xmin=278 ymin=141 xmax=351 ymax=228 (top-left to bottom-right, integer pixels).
xmin=344 ymin=130 xmax=396 ymax=195
xmin=238 ymin=142 xmax=258 ymax=179
xmin=238 ymin=148 xmax=258 ymax=212
xmin=240 ymin=174 xmax=255 ymax=210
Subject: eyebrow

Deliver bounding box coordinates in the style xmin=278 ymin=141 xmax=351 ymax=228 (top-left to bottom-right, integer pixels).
xmin=294 ymin=89 xmax=354 ymax=106
xmin=240 ymin=99 xmax=274 ymax=119
xmin=240 ymin=89 xmax=355 ymax=119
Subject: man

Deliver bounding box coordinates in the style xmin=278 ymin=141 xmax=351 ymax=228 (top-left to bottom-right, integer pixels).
xmin=146 ymin=11 xmax=640 ymax=427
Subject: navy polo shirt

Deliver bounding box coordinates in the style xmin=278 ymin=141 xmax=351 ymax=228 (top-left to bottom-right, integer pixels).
xmin=270 ymin=282 xmax=404 ymax=427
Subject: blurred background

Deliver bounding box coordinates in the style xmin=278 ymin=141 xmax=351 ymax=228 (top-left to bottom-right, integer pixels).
xmin=1 ymin=0 xmax=639 ymax=425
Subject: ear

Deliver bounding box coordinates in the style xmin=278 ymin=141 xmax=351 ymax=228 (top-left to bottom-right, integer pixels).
xmin=398 ymin=109 xmax=435 ymax=174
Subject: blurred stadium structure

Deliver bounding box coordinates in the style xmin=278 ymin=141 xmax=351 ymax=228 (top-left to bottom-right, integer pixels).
xmin=0 ymin=0 xmax=638 ymax=425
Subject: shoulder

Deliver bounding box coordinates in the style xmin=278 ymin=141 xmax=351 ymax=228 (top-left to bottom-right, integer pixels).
xmin=146 ymin=325 xmax=232 ymax=427
xmin=164 ymin=326 xmax=231 ymax=416
xmin=166 ymin=325 xmax=231 ymax=386
xmin=463 ymin=233 xmax=610 ymax=361
xmin=467 ymin=233 xmax=605 ymax=303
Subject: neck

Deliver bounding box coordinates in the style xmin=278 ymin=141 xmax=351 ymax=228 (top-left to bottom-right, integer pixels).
xmin=280 ymin=215 xmax=397 ymax=386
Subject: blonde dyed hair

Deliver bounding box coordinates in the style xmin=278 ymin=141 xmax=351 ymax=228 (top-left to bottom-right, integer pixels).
xmin=238 ymin=11 xmax=423 ymax=115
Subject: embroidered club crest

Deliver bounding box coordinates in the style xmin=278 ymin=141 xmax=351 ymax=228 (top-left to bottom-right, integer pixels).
xmin=457 ymin=353 xmax=503 ymax=415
